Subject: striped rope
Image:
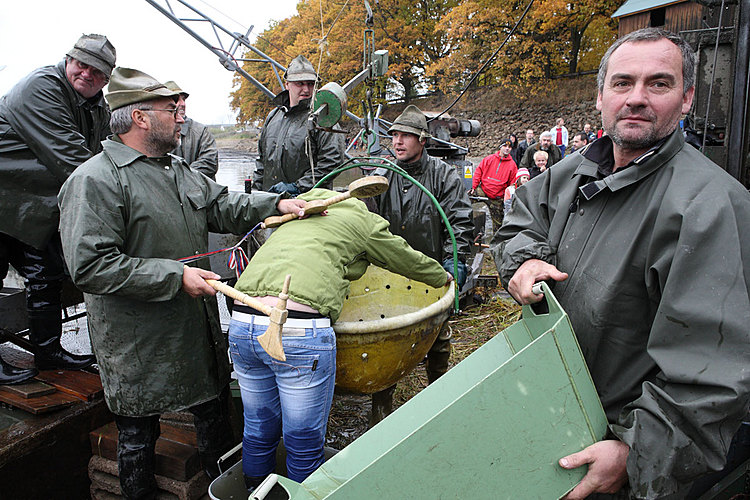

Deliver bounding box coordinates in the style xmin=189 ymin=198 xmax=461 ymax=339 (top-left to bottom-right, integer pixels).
xmin=178 ymin=222 xmax=262 ymax=279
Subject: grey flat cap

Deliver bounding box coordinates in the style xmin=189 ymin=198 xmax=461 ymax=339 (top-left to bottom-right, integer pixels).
xmin=284 ymin=55 xmax=318 ymax=82
xmin=67 ymin=34 xmax=116 ymax=75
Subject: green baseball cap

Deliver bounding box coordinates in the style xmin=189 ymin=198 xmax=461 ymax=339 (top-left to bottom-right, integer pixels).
xmin=105 ymin=68 xmax=181 ymax=111
xmin=67 ymin=34 xmax=116 ymax=76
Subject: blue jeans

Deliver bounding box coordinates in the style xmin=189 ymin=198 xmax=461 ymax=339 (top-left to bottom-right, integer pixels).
xmin=228 ymin=317 xmax=336 ymax=483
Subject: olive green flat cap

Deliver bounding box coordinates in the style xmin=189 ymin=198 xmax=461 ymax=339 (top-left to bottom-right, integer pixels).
xmin=105 ymin=68 xmax=181 ymax=111
xmin=67 ymin=34 xmax=116 ymax=75
xmin=388 ymin=105 xmax=431 ymax=139
xmin=164 ymin=80 xmax=189 ymax=99
xmin=285 ymin=55 xmax=318 ymax=82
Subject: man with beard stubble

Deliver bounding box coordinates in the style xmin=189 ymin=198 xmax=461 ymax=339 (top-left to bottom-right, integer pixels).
xmin=493 ymin=28 xmax=750 ymax=498
xmin=58 ymin=68 xmax=306 ymax=499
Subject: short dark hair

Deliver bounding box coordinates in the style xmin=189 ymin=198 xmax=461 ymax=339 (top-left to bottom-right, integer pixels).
xmin=597 ymin=28 xmax=696 ymax=94
xmin=574 ymin=132 xmax=589 ymax=144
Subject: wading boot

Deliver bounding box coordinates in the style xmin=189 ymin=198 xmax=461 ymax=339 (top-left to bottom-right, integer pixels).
xmin=245 ymin=475 xmax=266 ymax=494
xmin=0 ymin=355 xmax=38 ymax=385
xmin=426 ymin=351 xmax=451 ymax=385
xmin=29 ymin=314 xmax=96 ymax=370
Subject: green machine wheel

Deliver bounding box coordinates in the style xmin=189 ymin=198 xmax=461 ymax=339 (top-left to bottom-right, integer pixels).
xmin=313 ymin=82 xmax=347 ymax=128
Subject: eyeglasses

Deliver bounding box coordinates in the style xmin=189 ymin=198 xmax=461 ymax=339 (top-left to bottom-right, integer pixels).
xmin=140 ymin=107 xmax=180 ymax=119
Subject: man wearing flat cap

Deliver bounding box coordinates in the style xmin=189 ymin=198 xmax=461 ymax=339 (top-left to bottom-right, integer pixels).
xmin=0 ymin=33 xmax=116 ymax=384
xmin=58 ymin=67 xmax=306 ymax=498
xmin=252 ymin=54 xmax=344 ymax=196
xmin=165 ymin=81 xmax=219 ymax=180
xmin=470 ymin=138 xmax=518 ymax=230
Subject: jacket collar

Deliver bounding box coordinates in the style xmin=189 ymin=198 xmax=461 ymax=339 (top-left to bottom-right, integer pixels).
xmin=103 ymin=136 xmax=175 ymax=168
xmin=179 ymin=117 xmax=193 ymax=137
xmin=397 ymin=148 xmax=430 ymax=175
xmin=272 ymin=89 xmax=312 ymax=113
xmin=574 ymin=128 xmax=685 ymax=201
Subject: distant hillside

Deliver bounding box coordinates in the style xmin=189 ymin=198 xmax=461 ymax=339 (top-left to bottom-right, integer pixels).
xmin=379 ymin=76 xmax=601 ymax=158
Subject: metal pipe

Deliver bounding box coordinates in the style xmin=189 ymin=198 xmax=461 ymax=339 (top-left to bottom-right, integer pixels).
xmin=144 ymin=0 xmax=282 ymax=98
xmin=727 ymin=0 xmax=750 ymax=182
xmin=701 ymin=0 xmax=725 ymax=152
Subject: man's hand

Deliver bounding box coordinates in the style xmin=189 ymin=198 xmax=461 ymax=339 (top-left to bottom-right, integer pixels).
xmin=277 ymin=199 xmax=306 ymax=217
xmin=182 ymin=266 xmax=221 ymax=298
xmin=444 ymin=272 xmax=454 ymax=287
xmin=559 ymin=440 xmax=629 ymax=499
xmin=469 ymin=188 xmax=476 ymax=196
xmin=507 ymin=258 xmax=568 ymax=304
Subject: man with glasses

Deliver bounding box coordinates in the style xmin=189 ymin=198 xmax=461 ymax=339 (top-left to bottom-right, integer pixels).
xmin=58 ymin=67 xmax=306 ymax=498
xmin=0 ymin=34 xmax=116 ymax=384
xmin=252 ymin=55 xmax=344 ymax=196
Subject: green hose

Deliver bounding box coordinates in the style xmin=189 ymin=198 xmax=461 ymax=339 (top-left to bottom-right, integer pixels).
xmin=313 ymin=158 xmax=461 ymax=313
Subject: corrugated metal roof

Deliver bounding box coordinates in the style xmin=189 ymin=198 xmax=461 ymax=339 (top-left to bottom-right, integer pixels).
xmin=612 ymin=0 xmax=688 ymax=18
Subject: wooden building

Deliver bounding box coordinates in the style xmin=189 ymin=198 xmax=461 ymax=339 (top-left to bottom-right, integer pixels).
xmin=611 ymin=0 xmax=750 ymax=186
xmin=612 ymin=0 xmax=734 ymax=37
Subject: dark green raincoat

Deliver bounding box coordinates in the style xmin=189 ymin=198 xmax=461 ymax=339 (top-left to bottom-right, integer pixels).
xmin=58 ymin=137 xmax=281 ymax=416
xmin=374 ymin=151 xmax=473 ymax=263
xmin=0 ymin=60 xmax=111 ymax=249
xmin=173 ymin=117 xmax=218 ymax=180
xmin=252 ymin=90 xmax=344 ymax=193
xmin=493 ymin=130 xmax=750 ymax=498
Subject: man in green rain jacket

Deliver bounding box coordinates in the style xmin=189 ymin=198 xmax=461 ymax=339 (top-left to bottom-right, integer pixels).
xmin=373 ymin=105 xmax=473 ymax=384
xmin=252 ymin=55 xmax=344 ymax=196
xmin=0 ymin=34 xmax=116 ymax=383
xmin=165 ymin=81 xmax=219 ymax=180
xmin=494 ymin=29 xmax=750 ymax=499
xmin=58 ymin=68 xmax=305 ymax=499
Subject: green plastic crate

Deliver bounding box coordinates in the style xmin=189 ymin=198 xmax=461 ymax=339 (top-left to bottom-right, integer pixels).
xmin=212 ymin=282 xmax=608 ymax=499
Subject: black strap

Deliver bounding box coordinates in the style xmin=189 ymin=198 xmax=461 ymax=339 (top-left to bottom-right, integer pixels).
xmin=233 ymin=303 xmax=326 ymax=319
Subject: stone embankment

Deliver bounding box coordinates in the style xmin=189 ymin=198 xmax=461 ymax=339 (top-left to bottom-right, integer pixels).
xmin=382 ymin=77 xmax=602 ymax=158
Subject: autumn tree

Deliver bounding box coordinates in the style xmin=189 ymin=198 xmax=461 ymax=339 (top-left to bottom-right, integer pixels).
xmin=426 ymin=0 xmax=617 ymax=95
xmin=231 ymin=0 xmax=463 ymax=122
xmin=231 ymin=0 xmax=368 ymax=124
xmin=372 ymin=0 xmax=459 ymax=101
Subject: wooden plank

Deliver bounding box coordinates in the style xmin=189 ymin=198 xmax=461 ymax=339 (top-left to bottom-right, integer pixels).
xmin=0 ymin=387 xmax=79 ymax=414
xmin=0 ymin=380 xmax=56 ymax=399
xmin=160 ymin=423 xmax=198 ymax=448
xmin=36 ymin=369 xmax=103 ymax=402
xmin=90 ymin=421 xmax=201 ymax=482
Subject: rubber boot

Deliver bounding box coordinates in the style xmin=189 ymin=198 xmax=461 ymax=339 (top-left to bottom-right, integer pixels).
xmin=190 ymin=388 xmax=235 ymax=480
xmin=426 ymin=351 xmax=451 ymax=385
xmin=29 ymin=314 xmax=96 ymax=371
xmin=244 ymin=475 xmax=266 ymax=493
xmin=369 ymin=384 xmax=396 ymax=427
xmin=0 ymin=354 xmax=38 ymax=385
xmin=115 ymin=414 xmax=160 ymax=500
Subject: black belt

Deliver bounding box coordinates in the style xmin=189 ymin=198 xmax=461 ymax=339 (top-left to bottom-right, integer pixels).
xmin=232 ymin=303 xmax=326 ymax=320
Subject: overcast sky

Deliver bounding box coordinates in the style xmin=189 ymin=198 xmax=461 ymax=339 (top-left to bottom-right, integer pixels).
xmin=0 ymin=0 xmax=299 ymax=124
